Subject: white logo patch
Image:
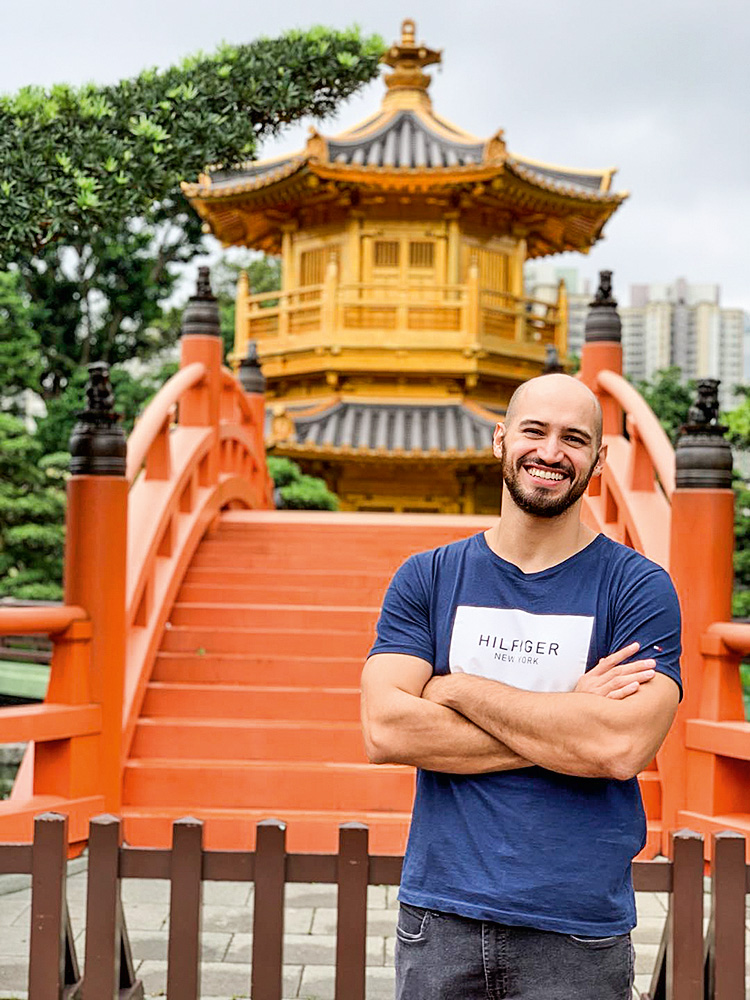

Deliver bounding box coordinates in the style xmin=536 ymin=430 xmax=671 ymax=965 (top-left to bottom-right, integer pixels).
xmin=449 ymin=606 xmax=594 ymax=692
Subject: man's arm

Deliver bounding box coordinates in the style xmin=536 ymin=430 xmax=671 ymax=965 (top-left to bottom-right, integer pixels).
xmin=422 ymin=670 xmax=679 ymax=781
xmin=361 ymin=652 xmax=530 ymax=773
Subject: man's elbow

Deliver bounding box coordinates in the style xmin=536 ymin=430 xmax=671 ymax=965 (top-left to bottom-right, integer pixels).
xmin=596 ymin=737 xmax=653 ymax=782
xmin=361 ymin=718 xmax=398 ymax=765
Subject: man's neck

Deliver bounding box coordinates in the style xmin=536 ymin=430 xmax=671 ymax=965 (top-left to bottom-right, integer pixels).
xmin=485 ymin=490 xmax=597 ymax=574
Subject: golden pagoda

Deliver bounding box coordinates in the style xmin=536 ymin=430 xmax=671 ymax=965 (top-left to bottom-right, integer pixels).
xmin=183 ymin=19 xmax=627 ymax=514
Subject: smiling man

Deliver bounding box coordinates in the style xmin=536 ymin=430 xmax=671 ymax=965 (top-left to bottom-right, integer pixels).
xmin=361 ymin=373 xmax=681 ymax=1000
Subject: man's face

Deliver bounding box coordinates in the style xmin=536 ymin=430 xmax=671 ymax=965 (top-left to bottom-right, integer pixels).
xmin=495 ymin=381 xmax=604 ymax=519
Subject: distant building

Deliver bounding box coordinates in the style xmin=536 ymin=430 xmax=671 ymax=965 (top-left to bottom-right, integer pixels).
xmin=620 ymin=279 xmax=746 ymax=410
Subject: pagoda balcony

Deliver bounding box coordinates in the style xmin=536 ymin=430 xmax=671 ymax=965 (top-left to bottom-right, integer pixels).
xmin=235 ymin=279 xmax=566 ymax=365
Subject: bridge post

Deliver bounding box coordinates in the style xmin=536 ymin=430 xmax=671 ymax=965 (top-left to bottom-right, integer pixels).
xmin=239 ymin=340 xmax=267 ymax=464
xmin=66 ymin=363 xmax=128 ymax=814
xmin=663 ymin=379 xmax=734 ymax=849
xmin=579 ymin=270 xmax=623 ymax=437
xmin=179 ymin=267 xmax=223 ymax=485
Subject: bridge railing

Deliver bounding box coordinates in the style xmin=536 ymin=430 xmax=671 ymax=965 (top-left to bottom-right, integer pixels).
xmin=0 ymin=814 xmax=743 ymax=1000
xmin=0 ymin=268 xmax=273 ymax=844
xmin=0 ymin=608 xmax=105 ymax=842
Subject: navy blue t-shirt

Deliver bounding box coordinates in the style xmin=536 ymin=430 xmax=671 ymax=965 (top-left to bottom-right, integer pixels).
xmin=369 ymin=531 xmax=682 ymax=936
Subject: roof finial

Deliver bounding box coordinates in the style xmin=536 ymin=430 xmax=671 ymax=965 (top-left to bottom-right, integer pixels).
xmin=381 ymin=18 xmax=442 ymax=101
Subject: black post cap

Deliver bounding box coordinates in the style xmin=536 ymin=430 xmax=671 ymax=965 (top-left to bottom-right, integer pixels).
xmin=542 ymin=344 xmax=564 ymax=374
xmin=181 ymin=265 xmax=220 ymax=338
xmin=68 ymin=362 xmax=127 ymax=476
xmin=584 ymin=270 xmax=622 ymax=343
xmin=238 ymin=341 xmax=266 ymax=395
xmin=675 ymin=378 xmax=733 ymax=488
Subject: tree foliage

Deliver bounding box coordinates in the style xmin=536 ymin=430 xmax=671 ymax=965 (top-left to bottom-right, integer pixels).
xmin=1 ymin=28 xmax=382 ymax=398
xmin=267 ymin=456 xmax=338 ymax=511
xmin=636 ymin=366 xmax=694 ymax=444
xmin=0 ymin=272 xmax=42 ymax=409
xmin=0 ymin=28 xmax=383 ymax=262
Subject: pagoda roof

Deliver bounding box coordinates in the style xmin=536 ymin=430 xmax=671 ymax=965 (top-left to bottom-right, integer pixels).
xmin=201 ymin=107 xmax=614 ymax=200
xmin=267 ymin=399 xmax=500 ymax=458
xmin=182 ymin=19 xmax=627 ymax=256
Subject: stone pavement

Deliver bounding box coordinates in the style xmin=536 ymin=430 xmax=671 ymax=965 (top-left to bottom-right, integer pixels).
xmin=0 ymin=859 xmax=713 ymax=999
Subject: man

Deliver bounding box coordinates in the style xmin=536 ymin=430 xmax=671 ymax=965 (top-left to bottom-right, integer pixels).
xmin=361 ymin=373 xmax=681 ymax=1000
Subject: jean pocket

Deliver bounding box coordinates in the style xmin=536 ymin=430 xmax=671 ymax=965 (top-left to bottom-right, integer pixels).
xmin=396 ymin=902 xmax=431 ymax=942
xmin=567 ymin=932 xmax=630 ymax=951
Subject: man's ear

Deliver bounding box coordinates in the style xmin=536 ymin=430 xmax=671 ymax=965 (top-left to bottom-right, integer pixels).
xmin=492 ymin=422 xmax=505 ymax=459
xmin=592 ymin=443 xmax=608 ymax=476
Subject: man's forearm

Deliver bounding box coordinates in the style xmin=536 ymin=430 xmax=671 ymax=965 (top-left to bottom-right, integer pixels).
xmin=424 ymin=673 xmax=641 ymax=779
xmin=363 ymin=688 xmax=530 ymax=774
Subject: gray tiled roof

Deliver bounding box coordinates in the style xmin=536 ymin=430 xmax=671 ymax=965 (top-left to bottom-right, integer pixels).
xmin=511 ymin=160 xmax=606 ymax=193
xmin=327 ymin=110 xmax=485 ymax=169
xmin=277 ymin=401 xmax=497 ymax=453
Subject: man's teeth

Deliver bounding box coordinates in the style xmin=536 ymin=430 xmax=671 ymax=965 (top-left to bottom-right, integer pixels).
xmin=526 ymin=467 xmax=565 ymax=481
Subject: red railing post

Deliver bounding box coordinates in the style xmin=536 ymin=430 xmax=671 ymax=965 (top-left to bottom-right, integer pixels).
xmin=65 ymin=363 xmax=128 ymax=817
xmin=665 ymin=381 xmax=734 ymax=846
xmin=579 ymin=270 xmax=623 ymax=437
xmin=178 ymin=267 xmax=223 ymax=486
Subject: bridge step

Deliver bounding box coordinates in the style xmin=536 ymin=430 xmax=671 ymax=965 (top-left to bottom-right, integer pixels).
xmin=168 ymin=603 xmax=379 ymax=630
xmin=151 ymin=653 xmax=363 ymax=686
xmin=177 ymin=582 xmax=388 ymax=605
xmin=123 ymin=759 xmax=414 ymax=812
xmin=121 ymin=805 xmax=412 ymax=854
xmin=131 ymin=718 xmax=365 ymax=762
xmin=142 ymin=683 xmax=360 ymax=721
xmin=159 ymin=626 xmax=371 ymax=658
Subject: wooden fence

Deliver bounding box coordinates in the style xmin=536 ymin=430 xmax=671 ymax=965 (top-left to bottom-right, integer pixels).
xmin=0 ymin=814 xmax=746 ymax=1000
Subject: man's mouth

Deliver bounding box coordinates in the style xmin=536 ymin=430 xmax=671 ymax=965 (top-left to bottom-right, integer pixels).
xmin=522 ymin=464 xmax=569 ymax=483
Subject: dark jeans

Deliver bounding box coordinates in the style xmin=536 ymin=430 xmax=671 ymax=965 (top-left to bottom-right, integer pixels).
xmin=395 ymin=903 xmax=635 ymax=1000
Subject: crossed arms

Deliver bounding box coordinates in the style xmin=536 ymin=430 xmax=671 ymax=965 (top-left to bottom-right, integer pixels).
xmin=361 ymin=643 xmax=680 ymax=781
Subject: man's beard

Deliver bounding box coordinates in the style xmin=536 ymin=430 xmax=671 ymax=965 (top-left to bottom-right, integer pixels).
xmin=501 ymin=443 xmax=599 ymax=519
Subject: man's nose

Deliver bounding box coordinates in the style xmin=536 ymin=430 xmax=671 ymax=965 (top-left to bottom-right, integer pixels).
xmin=536 ymin=436 xmax=564 ymax=463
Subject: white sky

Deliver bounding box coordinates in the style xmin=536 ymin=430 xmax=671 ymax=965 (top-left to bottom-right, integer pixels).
xmin=3 ymin=0 xmax=749 ymax=312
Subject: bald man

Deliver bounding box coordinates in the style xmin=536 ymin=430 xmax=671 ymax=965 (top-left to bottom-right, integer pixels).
xmin=361 ymin=374 xmax=681 ymax=1000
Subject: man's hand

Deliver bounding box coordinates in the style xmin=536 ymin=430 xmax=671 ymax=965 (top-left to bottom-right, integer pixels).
xmin=574 ymin=642 xmax=656 ymax=700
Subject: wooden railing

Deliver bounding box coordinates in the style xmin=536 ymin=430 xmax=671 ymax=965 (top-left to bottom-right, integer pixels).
xmin=0 ymin=814 xmax=744 ymax=1000
xmin=237 ymin=279 xmax=563 ymax=353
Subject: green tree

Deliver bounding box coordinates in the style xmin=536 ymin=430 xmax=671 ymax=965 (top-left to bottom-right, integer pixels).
xmin=0 ymin=28 xmax=383 ymax=264
xmin=0 ymin=272 xmax=42 ymax=411
xmin=1 ymin=27 xmax=383 ymax=399
xmin=0 ymin=414 xmax=67 ymax=600
xmin=267 ymin=456 xmax=338 ymax=511
xmin=636 ymin=366 xmax=694 ymax=444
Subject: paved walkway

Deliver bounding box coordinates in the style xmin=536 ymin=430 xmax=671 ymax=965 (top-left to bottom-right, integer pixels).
xmin=0 ymin=860 xmax=709 ymax=998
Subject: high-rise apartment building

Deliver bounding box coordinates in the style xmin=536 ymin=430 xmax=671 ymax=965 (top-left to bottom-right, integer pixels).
xmin=621 ymin=279 xmax=745 ymax=410
xmin=523 ymin=262 xmax=591 ymax=358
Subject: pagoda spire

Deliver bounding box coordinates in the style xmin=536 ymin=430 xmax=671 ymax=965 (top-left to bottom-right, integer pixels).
xmin=380 ymin=19 xmax=442 ymax=110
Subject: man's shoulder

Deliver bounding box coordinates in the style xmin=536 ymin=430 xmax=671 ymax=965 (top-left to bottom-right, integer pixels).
xmin=406 ymin=532 xmax=480 ymax=569
xmin=597 ymin=535 xmax=675 ymax=591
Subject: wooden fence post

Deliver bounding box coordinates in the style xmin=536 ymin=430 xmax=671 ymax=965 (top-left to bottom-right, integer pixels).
xmin=252 ymin=820 xmax=286 ymax=1000
xmin=335 ymin=823 xmax=369 ymax=1000
xmin=29 ymin=812 xmax=81 ymax=1000
xmin=668 ymin=830 xmax=705 ymax=1000
xmin=707 ymin=830 xmax=746 ymax=1000
xmin=167 ymin=817 xmax=204 ymax=1000
xmin=83 ymin=814 xmax=143 ymax=1000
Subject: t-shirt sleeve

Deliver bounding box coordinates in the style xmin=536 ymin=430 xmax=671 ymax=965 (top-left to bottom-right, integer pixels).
xmin=609 ymin=564 xmax=683 ymax=699
xmin=368 ymin=554 xmax=435 ymax=665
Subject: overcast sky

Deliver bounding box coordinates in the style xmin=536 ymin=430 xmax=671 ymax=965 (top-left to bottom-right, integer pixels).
xmin=3 ymin=0 xmax=749 ymax=311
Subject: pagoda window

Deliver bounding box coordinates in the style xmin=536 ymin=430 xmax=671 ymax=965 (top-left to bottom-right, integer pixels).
xmin=374 ymin=241 xmax=400 ymax=268
xmin=408 ymin=241 xmax=435 ymax=269
xmin=300 ymin=248 xmax=326 ymax=287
